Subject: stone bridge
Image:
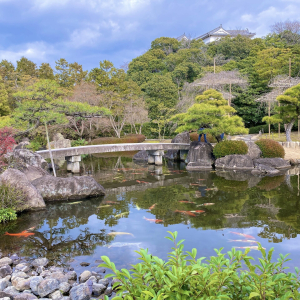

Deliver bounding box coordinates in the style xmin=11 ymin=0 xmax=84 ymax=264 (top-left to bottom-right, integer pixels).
xmin=36 ymin=143 xmax=190 ymax=172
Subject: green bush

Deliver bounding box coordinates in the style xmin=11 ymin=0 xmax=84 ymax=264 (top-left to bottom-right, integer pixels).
xmin=0 ymin=183 xmax=28 ymax=223
xmin=249 ymin=124 xmax=269 ymax=134
xmin=213 ymin=140 xmax=248 ymax=158
xmin=71 ymin=139 xmax=88 ymax=147
xmin=100 ymin=231 xmax=300 ymax=299
xmin=91 ymin=135 xmax=146 ymax=145
xmin=255 ymin=139 xmax=285 ymax=158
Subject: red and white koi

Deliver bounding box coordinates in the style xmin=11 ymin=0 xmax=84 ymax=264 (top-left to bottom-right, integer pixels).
xmin=230 ymin=232 xmax=255 ymax=240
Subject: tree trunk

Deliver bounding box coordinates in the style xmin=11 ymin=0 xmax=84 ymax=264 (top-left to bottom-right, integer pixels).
xmin=285 ymin=120 xmax=295 ymax=142
xmin=45 ymin=122 xmax=56 ymax=177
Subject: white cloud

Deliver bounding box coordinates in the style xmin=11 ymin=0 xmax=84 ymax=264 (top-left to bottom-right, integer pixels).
xmin=69 ymin=27 xmax=102 ymax=48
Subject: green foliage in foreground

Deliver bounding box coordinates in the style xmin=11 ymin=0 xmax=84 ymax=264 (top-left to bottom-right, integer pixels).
xmin=0 ymin=183 xmax=28 ymax=223
xmin=100 ymin=231 xmax=300 ymax=300
xmin=213 ymin=140 xmax=248 ymax=159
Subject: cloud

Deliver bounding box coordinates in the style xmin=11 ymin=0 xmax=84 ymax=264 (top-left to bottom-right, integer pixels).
xmin=69 ymin=27 xmax=102 ymax=48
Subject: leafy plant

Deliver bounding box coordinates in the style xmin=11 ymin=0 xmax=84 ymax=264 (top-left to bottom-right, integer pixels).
xmin=0 ymin=208 xmax=17 ymax=223
xmin=213 ymin=140 xmax=248 ymax=158
xmin=71 ymin=139 xmax=88 ymax=147
xmin=0 ymin=127 xmax=16 ymax=157
xmin=100 ymin=231 xmax=300 ymax=299
xmin=255 ymin=139 xmax=285 ymax=158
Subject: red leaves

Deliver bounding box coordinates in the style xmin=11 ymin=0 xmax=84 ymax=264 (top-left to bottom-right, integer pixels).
xmin=0 ymin=127 xmax=16 ymax=157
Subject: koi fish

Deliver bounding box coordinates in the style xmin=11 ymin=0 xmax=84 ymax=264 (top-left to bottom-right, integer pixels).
xmin=178 ymin=200 xmax=196 ymax=204
xmin=234 ymin=246 xmax=265 ymax=250
xmin=5 ymin=231 xmax=34 ymax=238
xmin=114 ymin=212 xmax=129 ymax=218
xmin=190 ymin=183 xmax=201 ymax=186
xmin=175 ymin=210 xmax=196 ymax=217
xmin=27 ymin=227 xmax=36 ymax=231
xmin=135 ymin=204 xmax=141 ymax=210
xmin=205 ymin=188 xmax=213 ymax=191
xmin=107 ymin=232 xmax=133 ymax=237
xmin=122 ymin=180 xmax=127 ymax=182
xmin=98 ymin=205 xmax=111 ymax=208
xmin=149 ymin=204 xmax=156 ymax=210
xmin=229 ymin=240 xmax=258 ymax=243
xmin=143 ymin=216 xmax=163 ymax=223
xmin=67 ymin=201 xmax=82 ymax=205
xmin=197 ymin=203 xmax=215 ymax=206
xmin=191 ymin=210 xmax=205 ymax=213
xmin=104 ymin=201 xmax=120 ymax=204
xmin=136 ymin=180 xmax=142 ymax=184
xmin=105 ymin=242 xmax=142 ymax=248
xmin=230 ymin=232 xmax=255 ymax=240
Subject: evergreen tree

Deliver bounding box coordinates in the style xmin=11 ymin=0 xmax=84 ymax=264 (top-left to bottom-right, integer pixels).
xmin=0 ymin=77 xmax=10 ymax=116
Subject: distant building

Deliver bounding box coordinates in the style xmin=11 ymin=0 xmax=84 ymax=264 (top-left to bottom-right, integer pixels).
xmin=177 ymin=25 xmax=255 ymax=44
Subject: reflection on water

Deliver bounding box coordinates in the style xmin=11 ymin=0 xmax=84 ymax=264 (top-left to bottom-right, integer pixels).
xmin=1 ymin=154 xmax=300 ymax=273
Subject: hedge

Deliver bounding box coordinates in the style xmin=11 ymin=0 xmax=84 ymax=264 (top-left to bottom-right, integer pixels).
xmin=255 ymin=139 xmax=285 ymax=158
xmin=213 ymin=140 xmax=248 ymax=158
xmin=91 ymin=134 xmax=146 ymax=145
xmin=189 ymin=132 xmax=217 ymax=143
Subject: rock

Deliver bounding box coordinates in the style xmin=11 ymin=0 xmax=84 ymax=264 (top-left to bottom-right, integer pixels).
xmin=11 ymin=272 xmax=29 ymax=281
xmin=79 ymin=263 xmax=90 ymax=267
xmin=95 ymin=268 xmax=105 ymax=274
xmin=69 ymin=284 xmax=91 ymax=300
xmin=253 ymin=158 xmax=291 ymax=169
xmin=0 ymin=278 xmax=9 ymax=291
xmin=251 ymin=164 xmax=280 ymax=175
xmin=91 ymin=284 xmax=106 ymax=296
xmin=32 ymin=258 xmax=49 ymax=268
xmin=49 ymin=290 xmax=63 ymax=300
xmin=104 ymin=287 xmax=112 ymax=296
xmin=49 ymin=134 xmax=71 ymax=150
xmin=40 ymin=271 xmax=52 ymax=278
xmin=49 ymin=267 xmax=63 ymax=273
xmin=0 ymin=292 xmax=13 ymax=300
xmin=3 ymin=286 xmax=19 ymax=296
xmin=14 ymin=142 xmax=30 ymax=150
xmin=79 ymin=272 xmax=91 ymax=284
xmin=36 ymin=267 xmax=44 ymax=275
xmin=215 ymin=155 xmax=254 ymax=170
xmin=97 ymin=279 xmax=108 ymax=287
xmin=12 ymin=278 xmax=31 ymax=291
xmin=133 ymin=151 xmax=148 ymax=161
xmin=246 ymin=142 xmax=262 ymax=159
xmin=21 ymin=165 xmax=49 ymax=182
xmin=0 ymin=266 xmax=12 ymax=278
xmin=0 ymin=169 xmax=46 ymax=209
xmin=166 ymin=132 xmax=190 ymax=161
xmin=0 ymin=259 xmax=12 ymax=268
xmin=31 ymin=175 xmax=105 ymax=201
xmin=86 ymin=277 xmax=96 ymax=284
xmin=0 ymin=296 xmax=10 ymax=300
xmin=29 ymin=277 xmax=43 ymax=295
xmin=13 ymin=149 xmax=48 ymax=170
xmin=186 ymin=142 xmax=214 ymax=170
xmin=58 ymin=283 xmax=70 ymax=294
xmin=49 ymin=273 xmax=68 ymax=284
xmin=9 ymin=255 xmax=19 ymax=262
xmin=14 ymin=293 xmax=38 ymax=300
xmin=15 ymin=264 xmax=30 ymax=273
xmin=37 ymin=279 xmax=60 ymax=298
xmin=290 ymin=158 xmax=300 ymax=166
xmin=66 ymin=272 xmax=77 ymax=281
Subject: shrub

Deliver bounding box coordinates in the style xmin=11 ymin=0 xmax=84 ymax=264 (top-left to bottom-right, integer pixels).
xmin=71 ymin=139 xmax=88 ymax=147
xmin=0 ymin=127 xmax=16 ymax=157
xmin=100 ymin=231 xmax=300 ymax=300
xmin=91 ymin=135 xmax=146 ymax=145
xmin=249 ymin=124 xmax=269 ymax=134
xmin=0 ymin=183 xmax=28 ymax=223
xmin=255 ymin=139 xmax=285 ymax=158
xmin=213 ymin=140 xmax=248 ymax=158
xmin=189 ymin=132 xmax=217 ymax=143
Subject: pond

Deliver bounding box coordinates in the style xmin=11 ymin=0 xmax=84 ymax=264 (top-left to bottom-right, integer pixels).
xmin=1 ymin=153 xmax=300 ymax=275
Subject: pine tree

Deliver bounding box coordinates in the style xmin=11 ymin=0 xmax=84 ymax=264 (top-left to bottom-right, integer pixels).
xmin=0 ymin=77 xmax=10 ymax=116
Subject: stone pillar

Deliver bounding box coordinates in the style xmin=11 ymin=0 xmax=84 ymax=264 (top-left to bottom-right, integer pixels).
xmin=65 ymin=155 xmax=81 ymax=173
xmin=147 ymin=150 xmax=164 ymax=166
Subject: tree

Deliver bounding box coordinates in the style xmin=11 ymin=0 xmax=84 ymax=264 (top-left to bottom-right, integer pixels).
xmin=16 ymin=57 xmax=37 ymax=77
xmin=38 ymin=63 xmax=55 ymax=80
xmin=150 ymin=37 xmax=180 ymax=54
xmin=0 ymin=77 xmax=10 ymax=116
xmin=171 ymin=89 xmax=248 ymax=139
xmin=263 ymin=83 xmax=300 ymax=142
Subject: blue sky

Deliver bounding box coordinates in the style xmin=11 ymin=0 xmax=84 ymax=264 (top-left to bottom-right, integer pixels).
xmin=0 ymin=0 xmax=299 ymax=71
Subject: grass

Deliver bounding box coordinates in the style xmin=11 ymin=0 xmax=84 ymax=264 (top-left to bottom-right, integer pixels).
xmin=259 ymin=131 xmax=300 ymax=142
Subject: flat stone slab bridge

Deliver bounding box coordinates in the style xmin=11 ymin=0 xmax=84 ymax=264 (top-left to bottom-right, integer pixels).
xmin=37 ymin=143 xmax=190 ymax=173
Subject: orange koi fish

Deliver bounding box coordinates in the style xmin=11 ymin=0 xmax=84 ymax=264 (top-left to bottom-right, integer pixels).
xmin=136 ymin=180 xmax=142 ymax=183
xmin=234 ymin=246 xmax=265 ymax=250
xmin=149 ymin=203 xmax=156 ymax=210
xmin=190 ymin=183 xmax=201 ymax=186
xmin=229 ymin=240 xmax=258 ymax=243
xmin=104 ymin=201 xmax=120 ymax=205
xmin=143 ymin=216 xmax=163 ymax=223
xmin=230 ymin=232 xmax=255 ymax=240
xmin=178 ymin=200 xmax=196 ymax=204
xmin=175 ymin=210 xmax=196 ymax=217
xmin=5 ymin=231 xmax=34 ymax=238
xmin=197 ymin=203 xmax=215 ymax=206
xmin=191 ymin=210 xmax=205 ymax=213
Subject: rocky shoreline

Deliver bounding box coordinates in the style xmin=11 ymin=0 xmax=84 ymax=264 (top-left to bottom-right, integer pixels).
xmin=0 ymin=255 xmax=118 ymax=300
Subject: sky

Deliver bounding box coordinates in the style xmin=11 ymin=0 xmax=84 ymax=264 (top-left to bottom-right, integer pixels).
xmin=0 ymin=0 xmax=299 ymax=71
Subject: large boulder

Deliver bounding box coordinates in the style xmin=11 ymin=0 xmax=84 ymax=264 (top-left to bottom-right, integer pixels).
xmin=49 ymin=133 xmax=71 ymax=149
xmin=133 ymin=150 xmax=148 ymax=161
xmin=186 ymin=142 xmax=214 ymax=170
xmin=0 ymin=169 xmax=46 ymax=209
xmin=215 ymin=155 xmax=254 ymax=170
xmin=253 ymin=158 xmax=291 ymax=169
xmin=69 ymin=283 xmax=92 ymax=300
xmin=246 ymin=142 xmax=262 ymax=159
xmin=21 ymin=165 xmax=49 ymax=182
xmin=165 ymin=132 xmax=190 ymax=161
xmin=31 ymin=175 xmax=105 ymax=201
xmin=13 ymin=149 xmax=48 ymax=170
